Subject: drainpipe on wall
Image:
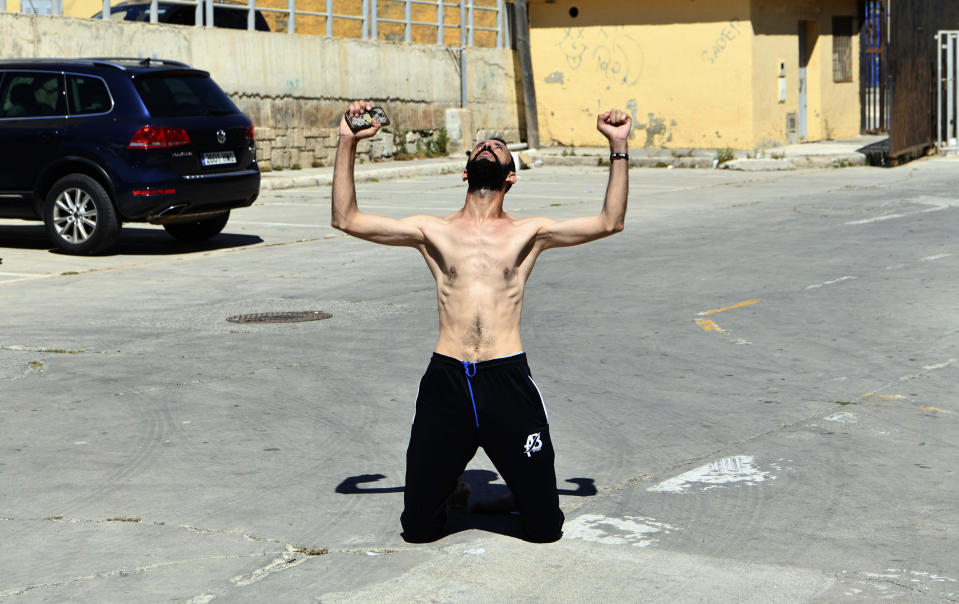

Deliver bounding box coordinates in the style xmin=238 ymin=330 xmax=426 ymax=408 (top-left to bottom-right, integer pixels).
xmin=460 ymin=47 xmax=468 ymax=109
xmin=513 ymin=0 xmax=539 ymax=148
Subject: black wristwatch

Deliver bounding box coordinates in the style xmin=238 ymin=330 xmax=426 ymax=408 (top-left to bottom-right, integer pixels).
xmin=610 ymin=152 xmax=629 ymax=161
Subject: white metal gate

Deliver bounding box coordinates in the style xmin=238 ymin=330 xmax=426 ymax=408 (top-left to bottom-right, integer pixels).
xmin=937 ymin=30 xmax=959 ymax=151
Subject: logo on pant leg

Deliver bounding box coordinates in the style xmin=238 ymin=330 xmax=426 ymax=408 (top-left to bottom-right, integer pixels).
xmin=523 ymin=432 xmax=543 ymax=457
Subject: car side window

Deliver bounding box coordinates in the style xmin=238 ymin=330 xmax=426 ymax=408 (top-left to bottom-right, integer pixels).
xmin=0 ymin=72 xmax=65 ymax=118
xmin=67 ymin=75 xmax=113 ymax=115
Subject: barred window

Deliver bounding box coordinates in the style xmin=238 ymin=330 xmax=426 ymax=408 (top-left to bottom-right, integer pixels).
xmin=833 ymin=16 xmax=854 ymax=82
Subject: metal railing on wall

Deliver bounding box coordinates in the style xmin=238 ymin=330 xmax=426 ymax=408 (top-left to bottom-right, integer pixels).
xmin=3 ymin=0 xmax=511 ymax=49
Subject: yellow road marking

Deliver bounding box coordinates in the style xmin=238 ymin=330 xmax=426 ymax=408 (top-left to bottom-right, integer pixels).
xmin=699 ymin=298 xmax=760 ymax=316
xmin=695 ymin=318 xmax=727 ymax=332
xmin=920 ymin=407 xmax=951 ymax=413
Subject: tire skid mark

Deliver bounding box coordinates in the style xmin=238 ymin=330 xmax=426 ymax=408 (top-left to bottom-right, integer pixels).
xmin=53 ymin=390 xmax=173 ymax=517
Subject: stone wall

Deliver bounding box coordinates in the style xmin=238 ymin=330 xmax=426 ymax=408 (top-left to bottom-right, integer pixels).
xmin=0 ymin=12 xmax=522 ymax=169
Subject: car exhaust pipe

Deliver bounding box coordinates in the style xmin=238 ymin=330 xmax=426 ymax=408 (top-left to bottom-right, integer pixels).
xmin=152 ymin=204 xmax=188 ymax=219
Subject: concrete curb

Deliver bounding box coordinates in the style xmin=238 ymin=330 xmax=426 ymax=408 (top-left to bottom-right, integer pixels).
xmin=261 ymin=159 xmax=464 ymax=191
xmin=259 ymin=148 xmax=873 ymax=191
xmin=723 ymin=152 xmax=868 ymax=171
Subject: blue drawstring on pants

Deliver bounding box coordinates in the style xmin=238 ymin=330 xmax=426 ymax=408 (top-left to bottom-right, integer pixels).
xmin=462 ymin=361 xmax=479 ymax=428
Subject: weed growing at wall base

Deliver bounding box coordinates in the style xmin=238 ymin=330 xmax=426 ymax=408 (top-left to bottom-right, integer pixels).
xmin=715 ymin=147 xmax=735 ymax=165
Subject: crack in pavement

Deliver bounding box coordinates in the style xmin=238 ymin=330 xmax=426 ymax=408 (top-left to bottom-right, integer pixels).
xmin=0 ymin=552 xmax=284 ymax=598
xmin=0 ymin=515 xmax=405 ymax=599
xmin=593 ymin=406 xmax=830 ymax=500
xmin=229 ymin=544 xmax=328 ymax=587
xmin=3 ymin=515 xmax=284 ymax=545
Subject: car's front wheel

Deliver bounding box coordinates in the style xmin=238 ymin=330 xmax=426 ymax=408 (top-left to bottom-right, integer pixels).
xmin=43 ymin=174 xmax=120 ymax=255
xmin=162 ymin=211 xmax=230 ymax=243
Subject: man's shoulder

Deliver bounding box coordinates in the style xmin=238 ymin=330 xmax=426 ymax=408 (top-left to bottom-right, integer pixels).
xmin=511 ymin=215 xmax=557 ymax=229
xmin=406 ymin=214 xmax=450 ymax=227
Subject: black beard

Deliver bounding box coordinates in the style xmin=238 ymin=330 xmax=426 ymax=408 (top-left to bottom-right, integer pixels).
xmin=466 ymin=155 xmax=509 ymax=192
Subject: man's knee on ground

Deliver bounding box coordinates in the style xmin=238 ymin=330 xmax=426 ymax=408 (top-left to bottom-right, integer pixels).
xmin=521 ymin=511 xmax=564 ymax=543
xmin=400 ymin=509 xmax=446 ymax=543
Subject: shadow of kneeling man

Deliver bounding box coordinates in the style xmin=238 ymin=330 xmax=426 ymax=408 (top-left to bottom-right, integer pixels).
xmin=335 ymin=470 xmax=597 ymax=542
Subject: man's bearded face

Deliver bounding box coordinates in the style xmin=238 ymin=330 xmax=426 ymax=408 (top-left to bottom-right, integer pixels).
xmin=466 ymin=144 xmax=510 ymax=192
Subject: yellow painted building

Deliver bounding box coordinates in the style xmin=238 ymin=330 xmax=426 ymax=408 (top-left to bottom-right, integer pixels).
xmin=527 ymin=0 xmax=861 ymax=149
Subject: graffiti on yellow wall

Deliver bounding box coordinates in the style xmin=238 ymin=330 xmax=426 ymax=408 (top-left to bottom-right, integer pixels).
xmin=701 ymin=21 xmax=744 ymax=64
xmin=555 ymin=26 xmax=643 ymax=86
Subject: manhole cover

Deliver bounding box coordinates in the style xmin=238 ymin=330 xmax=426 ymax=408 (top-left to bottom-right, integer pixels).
xmin=226 ymin=311 xmax=332 ymax=324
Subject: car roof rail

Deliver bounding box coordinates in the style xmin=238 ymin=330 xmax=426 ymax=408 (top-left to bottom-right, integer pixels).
xmin=85 ymin=57 xmax=192 ymax=69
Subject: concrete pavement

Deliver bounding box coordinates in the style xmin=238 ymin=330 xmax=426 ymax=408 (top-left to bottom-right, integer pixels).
xmin=2 ymin=155 xmax=958 ymax=602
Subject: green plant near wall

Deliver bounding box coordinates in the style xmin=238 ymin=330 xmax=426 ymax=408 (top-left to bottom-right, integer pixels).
xmin=394 ymin=127 xmax=449 ymax=160
xmin=715 ymin=147 xmax=735 ymax=165
xmin=427 ymin=127 xmax=449 ymax=157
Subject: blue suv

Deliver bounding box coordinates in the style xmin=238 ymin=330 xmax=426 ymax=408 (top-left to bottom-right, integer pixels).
xmin=0 ymin=58 xmax=260 ymax=254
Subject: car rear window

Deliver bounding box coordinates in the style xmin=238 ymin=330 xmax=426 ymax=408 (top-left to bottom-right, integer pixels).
xmin=133 ymin=73 xmax=238 ymax=117
xmin=67 ymin=75 xmax=112 ymax=115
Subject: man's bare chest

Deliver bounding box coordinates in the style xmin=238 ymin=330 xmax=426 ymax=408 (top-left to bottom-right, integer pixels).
xmin=429 ymin=226 xmax=533 ymax=284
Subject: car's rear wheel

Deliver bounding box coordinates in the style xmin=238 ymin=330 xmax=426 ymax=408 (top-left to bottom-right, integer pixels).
xmin=44 ymin=174 xmax=119 ymax=255
xmin=162 ymin=211 xmax=230 ymax=243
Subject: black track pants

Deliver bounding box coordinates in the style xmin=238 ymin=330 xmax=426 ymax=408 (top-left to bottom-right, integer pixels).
xmin=401 ymin=352 xmax=564 ymax=543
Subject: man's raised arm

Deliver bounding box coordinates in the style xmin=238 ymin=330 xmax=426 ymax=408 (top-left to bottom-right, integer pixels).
xmin=331 ymin=100 xmax=427 ymax=247
xmin=534 ymin=109 xmax=632 ymax=249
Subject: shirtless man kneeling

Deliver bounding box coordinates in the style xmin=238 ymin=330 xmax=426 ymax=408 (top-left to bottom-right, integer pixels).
xmin=332 ymin=101 xmax=631 ymax=543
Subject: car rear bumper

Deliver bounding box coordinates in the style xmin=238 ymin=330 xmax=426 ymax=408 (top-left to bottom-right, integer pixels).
xmin=117 ymin=168 xmax=260 ymax=221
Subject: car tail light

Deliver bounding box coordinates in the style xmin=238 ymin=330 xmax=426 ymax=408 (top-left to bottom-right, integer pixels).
xmin=245 ymin=124 xmax=255 ymax=142
xmin=128 ymin=126 xmax=191 ymax=149
xmin=132 ymin=188 xmax=177 ymax=197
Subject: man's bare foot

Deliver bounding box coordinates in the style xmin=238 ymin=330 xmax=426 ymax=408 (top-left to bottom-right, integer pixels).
xmin=470 ymin=492 xmax=517 ymax=514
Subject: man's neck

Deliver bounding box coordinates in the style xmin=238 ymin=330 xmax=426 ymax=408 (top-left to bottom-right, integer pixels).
xmin=462 ymin=188 xmax=507 ymax=222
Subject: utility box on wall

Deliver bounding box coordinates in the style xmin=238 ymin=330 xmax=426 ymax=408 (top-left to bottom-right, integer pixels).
xmin=786 ymin=112 xmax=798 ymax=144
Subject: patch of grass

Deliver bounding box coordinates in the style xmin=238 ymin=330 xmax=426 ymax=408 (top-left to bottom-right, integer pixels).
xmin=395 ymin=128 xmax=450 ymax=160
xmin=715 ymin=147 xmax=735 ymax=165
xmin=61 ymin=271 xmax=79 ymax=276
xmin=38 ymin=348 xmax=86 ymax=354
xmin=833 ymin=401 xmax=856 ymax=406
xmin=28 ymin=360 xmax=44 ymax=372
xmin=428 ymin=127 xmax=449 ymax=157
xmin=291 ymin=164 xmax=302 ymax=170
xmin=107 ymin=517 xmax=141 ymax=523
xmin=294 ymin=546 xmax=329 ymax=556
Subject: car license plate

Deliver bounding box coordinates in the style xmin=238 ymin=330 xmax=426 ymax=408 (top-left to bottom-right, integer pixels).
xmin=201 ymin=151 xmax=236 ymax=166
